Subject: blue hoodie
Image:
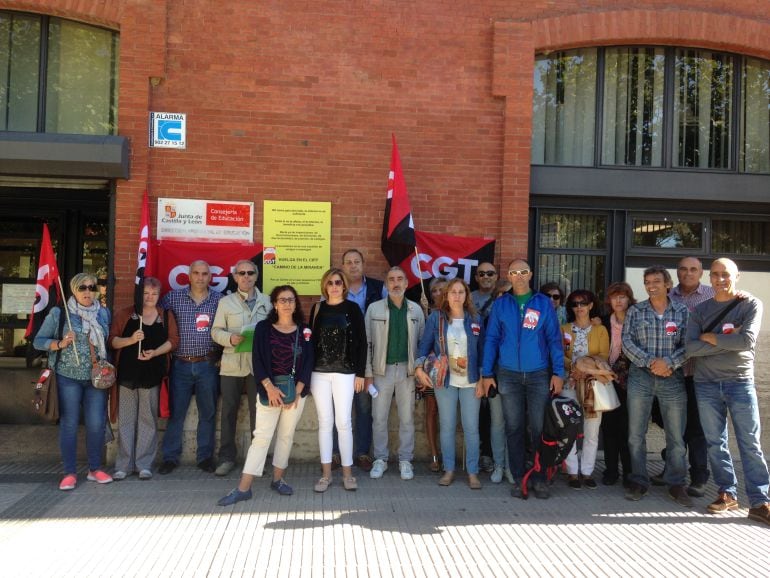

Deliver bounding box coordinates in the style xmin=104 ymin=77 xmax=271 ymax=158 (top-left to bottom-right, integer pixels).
xmin=481 ymin=292 xmax=565 ymax=378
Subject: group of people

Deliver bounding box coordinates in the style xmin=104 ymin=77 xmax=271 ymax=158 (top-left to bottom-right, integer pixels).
xmin=33 ymin=250 xmax=770 ymax=527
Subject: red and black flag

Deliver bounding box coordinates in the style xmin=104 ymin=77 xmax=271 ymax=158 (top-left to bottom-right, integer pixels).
xmin=381 ymin=134 xmax=416 ymax=266
xmin=25 ymin=223 xmax=61 ymax=340
xmin=134 ymin=190 xmax=153 ymax=314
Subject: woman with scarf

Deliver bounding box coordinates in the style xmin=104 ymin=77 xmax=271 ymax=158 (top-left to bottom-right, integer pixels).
xmin=34 ymin=273 xmax=112 ymax=491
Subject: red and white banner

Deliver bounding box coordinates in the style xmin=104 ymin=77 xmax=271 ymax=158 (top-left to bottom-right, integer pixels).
xmin=134 ymin=190 xmax=153 ymax=313
xmin=154 ymin=240 xmax=264 ymax=294
xmin=26 ymin=223 xmax=61 ymax=339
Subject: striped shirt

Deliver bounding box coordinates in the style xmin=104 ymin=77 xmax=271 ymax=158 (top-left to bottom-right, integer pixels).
xmin=161 ymin=289 xmax=222 ymax=357
xmin=622 ymin=298 xmax=689 ymax=371
xmin=670 ymin=283 xmax=715 ymax=376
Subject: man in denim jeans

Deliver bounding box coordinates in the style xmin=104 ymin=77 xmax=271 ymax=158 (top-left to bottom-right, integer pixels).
xmin=481 ymin=259 xmax=564 ymax=499
xmin=685 ymin=258 xmax=770 ymax=526
xmin=622 ymin=265 xmax=690 ymax=506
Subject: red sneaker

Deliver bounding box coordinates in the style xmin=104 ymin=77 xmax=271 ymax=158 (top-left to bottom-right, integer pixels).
xmin=59 ymin=474 xmax=77 ymax=491
xmin=87 ymin=470 xmax=113 ymax=484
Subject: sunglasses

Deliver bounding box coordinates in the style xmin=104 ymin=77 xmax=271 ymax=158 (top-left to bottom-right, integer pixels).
xmin=548 ymin=293 xmax=561 ymax=300
xmin=508 ymin=269 xmax=530 ymax=276
xmin=276 ymin=297 xmax=295 ymax=304
xmin=235 ymin=270 xmax=256 ymax=277
xmin=477 ymin=271 xmax=497 ymax=278
xmin=326 ymin=279 xmax=344 ymax=287
xmin=77 ymin=284 xmax=97 ymax=292
xmin=569 ymin=301 xmax=589 ymax=308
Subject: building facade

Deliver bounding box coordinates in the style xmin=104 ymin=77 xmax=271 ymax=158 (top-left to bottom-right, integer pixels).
xmin=1 ymin=1 xmax=769 ymax=431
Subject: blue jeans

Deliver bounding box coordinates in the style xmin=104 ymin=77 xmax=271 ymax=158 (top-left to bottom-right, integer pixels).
xmin=627 ymin=365 xmax=687 ymax=487
xmin=162 ymin=358 xmax=220 ymax=463
xmin=496 ymin=368 xmax=551 ymax=481
xmin=695 ymin=380 xmax=770 ymax=508
xmin=435 ymin=385 xmax=480 ymax=473
xmin=57 ymin=374 xmax=108 ymax=473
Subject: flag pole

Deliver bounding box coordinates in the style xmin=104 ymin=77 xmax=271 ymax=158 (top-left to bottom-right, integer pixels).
xmin=414 ymin=246 xmax=429 ymax=314
xmin=57 ymin=277 xmax=80 ymax=365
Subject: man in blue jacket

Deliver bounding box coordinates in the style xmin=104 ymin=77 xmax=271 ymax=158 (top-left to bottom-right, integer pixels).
xmin=482 ymin=259 xmax=564 ymax=499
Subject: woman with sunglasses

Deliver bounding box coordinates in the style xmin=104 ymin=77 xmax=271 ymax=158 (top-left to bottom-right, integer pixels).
xmin=415 ymin=279 xmax=485 ymax=489
xmin=310 ymin=268 xmax=367 ymax=492
xmin=217 ymin=285 xmax=314 ymax=505
xmin=211 ymin=260 xmax=272 ymax=476
xmin=540 ymin=282 xmax=566 ymax=325
xmin=561 ymin=289 xmax=609 ymax=489
xmin=599 ymin=282 xmax=636 ymax=487
xmin=34 ymin=273 xmax=112 ymax=491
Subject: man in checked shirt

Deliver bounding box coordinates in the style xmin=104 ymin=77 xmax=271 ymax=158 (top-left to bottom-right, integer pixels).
xmin=622 ymin=265 xmax=691 ymax=507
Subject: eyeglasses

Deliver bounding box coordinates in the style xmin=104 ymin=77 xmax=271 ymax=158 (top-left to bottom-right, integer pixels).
xmin=276 ymin=297 xmax=295 ymax=304
xmin=326 ymin=279 xmax=344 ymax=287
xmin=569 ymin=301 xmax=589 ymax=308
xmin=508 ymin=269 xmax=530 ymax=276
xmin=477 ymin=271 xmax=497 ymax=278
xmin=235 ymin=270 xmax=256 ymax=277
xmin=77 ymin=284 xmax=97 ymax=292
xmin=548 ymin=293 xmax=561 ymax=300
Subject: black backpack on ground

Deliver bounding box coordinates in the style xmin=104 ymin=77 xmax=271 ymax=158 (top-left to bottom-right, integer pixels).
xmin=521 ymin=394 xmax=584 ymax=498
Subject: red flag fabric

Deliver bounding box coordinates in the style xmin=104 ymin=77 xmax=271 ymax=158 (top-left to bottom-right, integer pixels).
xmin=134 ymin=190 xmax=153 ymax=314
xmin=381 ymin=134 xmax=416 ymax=266
xmin=26 ymin=223 xmax=60 ymax=340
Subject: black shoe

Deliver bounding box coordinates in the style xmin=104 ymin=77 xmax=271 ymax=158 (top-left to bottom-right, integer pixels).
xmin=533 ymin=481 xmax=550 ymax=499
xmin=650 ymin=472 xmax=666 ymax=486
xmin=568 ymin=476 xmax=582 ymax=490
xmin=197 ymin=457 xmax=216 ymax=473
xmin=668 ymin=485 xmax=694 ymax=508
xmin=510 ymin=480 xmax=523 ymax=499
xmin=158 ymin=461 xmax=177 ymax=475
xmin=687 ymin=482 xmax=707 ymax=498
xmin=602 ymin=472 xmax=619 ymax=486
xmin=583 ymin=477 xmax=598 ymax=490
xmin=624 ymin=483 xmax=648 ymax=501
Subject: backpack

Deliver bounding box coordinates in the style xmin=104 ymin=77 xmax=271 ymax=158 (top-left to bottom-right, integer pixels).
xmin=521 ymin=394 xmax=584 ymax=498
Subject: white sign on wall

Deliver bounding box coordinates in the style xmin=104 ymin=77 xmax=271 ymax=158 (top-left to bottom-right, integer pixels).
xmin=157 ymin=198 xmax=254 ymax=242
xmin=149 ymin=112 xmax=187 ymax=149
xmin=2 ymin=284 xmax=36 ymax=315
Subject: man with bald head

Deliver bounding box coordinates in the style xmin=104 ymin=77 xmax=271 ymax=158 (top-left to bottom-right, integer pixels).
xmin=686 ymin=258 xmax=770 ymax=526
xmin=482 ymin=259 xmax=565 ymax=499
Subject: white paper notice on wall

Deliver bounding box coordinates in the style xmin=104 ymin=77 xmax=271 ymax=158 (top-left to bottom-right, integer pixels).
xmin=149 ymin=112 xmax=187 ymax=149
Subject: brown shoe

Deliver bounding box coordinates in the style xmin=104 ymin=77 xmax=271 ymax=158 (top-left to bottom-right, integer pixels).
xmin=668 ymin=485 xmax=693 ymax=508
xmin=468 ymin=474 xmax=482 ymax=490
xmin=438 ymin=471 xmax=454 ymax=486
xmin=747 ymin=503 xmax=770 ymax=526
xmin=343 ymin=476 xmax=358 ymax=491
xmin=707 ymin=492 xmax=739 ymax=513
xmin=356 ymin=455 xmax=373 ymax=472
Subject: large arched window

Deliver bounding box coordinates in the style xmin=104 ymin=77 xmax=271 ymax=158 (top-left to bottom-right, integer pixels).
xmin=532 ymin=46 xmax=770 ymax=175
xmin=0 ymin=11 xmax=119 ymax=135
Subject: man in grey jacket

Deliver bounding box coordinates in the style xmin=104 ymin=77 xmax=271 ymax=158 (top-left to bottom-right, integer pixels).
xmin=365 ymin=266 xmax=425 ymax=481
xmin=685 ymin=258 xmax=770 ymax=526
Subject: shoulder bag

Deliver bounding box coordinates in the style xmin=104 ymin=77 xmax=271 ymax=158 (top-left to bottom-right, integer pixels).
xmin=423 ymin=314 xmax=449 ymax=389
xmin=261 ymin=329 xmax=299 ymax=406
xmin=31 ymin=307 xmax=66 ymax=422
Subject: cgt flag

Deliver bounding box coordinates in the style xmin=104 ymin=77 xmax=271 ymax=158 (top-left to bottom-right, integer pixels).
xmin=399 ymin=231 xmax=496 ymax=301
xmin=25 ymin=223 xmax=60 ymax=340
xmin=381 ymin=134 xmax=416 ymax=266
xmin=134 ymin=190 xmax=153 ymax=314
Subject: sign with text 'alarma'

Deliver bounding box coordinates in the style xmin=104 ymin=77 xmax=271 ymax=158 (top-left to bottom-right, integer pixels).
xmin=157 ymin=198 xmax=254 ymax=242
xmin=262 ymin=200 xmax=331 ymax=295
xmin=149 ymin=112 xmax=186 ymax=149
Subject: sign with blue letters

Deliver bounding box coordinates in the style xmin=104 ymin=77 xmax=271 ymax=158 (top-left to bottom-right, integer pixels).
xmin=149 ymin=112 xmax=187 ymax=149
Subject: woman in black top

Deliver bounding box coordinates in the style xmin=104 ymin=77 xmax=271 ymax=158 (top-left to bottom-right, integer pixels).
xmin=109 ymin=277 xmax=178 ymax=480
xmin=310 ymin=267 xmax=366 ymax=493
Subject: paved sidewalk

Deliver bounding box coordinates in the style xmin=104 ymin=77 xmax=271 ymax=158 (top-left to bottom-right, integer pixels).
xmin=0 ymin=459 xmax=768 ymax=577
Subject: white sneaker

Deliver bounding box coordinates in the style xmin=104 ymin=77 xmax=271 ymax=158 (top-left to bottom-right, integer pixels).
xmin=490 ymin=465 xmax=504 ymax=484
xmin=370 ymin=459 xmax=388 ymax=479
xmin=399 ymin=460 xmax=414 ymax=481
xmin=504 ymin=467 xmax=515 ymax=484
xmin=113 ymin=470 xmax=127 ymax=481
xmin=138 ymin=469 xmax=152 ymax=480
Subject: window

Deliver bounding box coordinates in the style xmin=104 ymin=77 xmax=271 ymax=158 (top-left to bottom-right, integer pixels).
xmin=712 ymin=219 xmax=770 ymax=255
xmin=532 ymin=49 xmax=597 ymax=166
xmin=536 ymin=213 xmax=608 ymax=297
xmin=674 ymin=49 xmax=733 ymax=169
xmin=0 ymin=11 xmax=119 ymax=135
xmin=602 ymin=47 xmax=665 ymax=166
xmin=631 ymin=217 xmax=704 ymax=250
xmin=741 ymin=57 xmax=770 ymax=173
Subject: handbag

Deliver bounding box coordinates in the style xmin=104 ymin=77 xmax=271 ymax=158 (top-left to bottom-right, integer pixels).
xmin=89 ymin=340 xmax=117 ymax=390
xmin=261 ymin=329 xmax=299 ymax=406
xmin=422 ymin=314 xmax=448 ymax=389
xmin=32 ymin=368 xmax=59 ymax=422
xmin=591 ymin=379 xmax=621 ymax=412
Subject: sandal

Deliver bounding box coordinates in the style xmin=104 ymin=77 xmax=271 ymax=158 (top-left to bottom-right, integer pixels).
xmin=438 ymin=471 xmax=455 ymax=486
xmin=314 ymin=477 xmax=331 ymax=493
xmin=343 ymin=476 xmax=358 ymax=491
xmin=429 ymin=455 xmax=441 ymax=473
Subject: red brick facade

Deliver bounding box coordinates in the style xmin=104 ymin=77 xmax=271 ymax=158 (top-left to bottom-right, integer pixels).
xmin=3 ymin=1 xmax=770 ymax=307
